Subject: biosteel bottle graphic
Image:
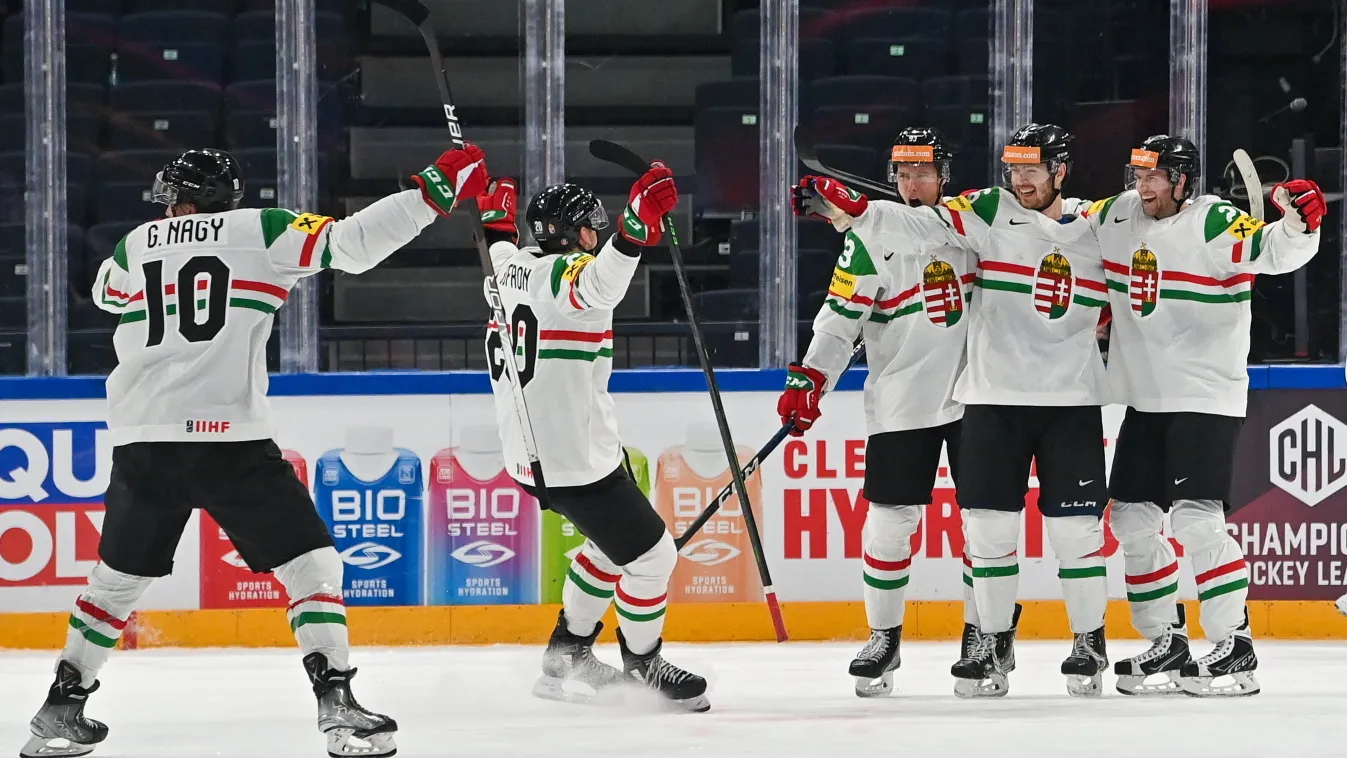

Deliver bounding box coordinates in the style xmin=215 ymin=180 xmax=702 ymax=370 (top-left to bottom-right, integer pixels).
xmin=314 ymin=427 xmax=425 ymax=606
xmin=656 ymin=424 xmax=763 ymax=602
xmin=199 ymin=449 xmax=308 ymax=609
xmin=541 ymin=446 xmax=650 ymax=603
xmin=428 ymin=427 xmax=539 ymax=605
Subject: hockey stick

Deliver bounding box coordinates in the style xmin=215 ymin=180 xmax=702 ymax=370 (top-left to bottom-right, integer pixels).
xmin=795 ymin=123 xmax=900 ymax=200
xmin=589 ymin=138 xmax=789 ymax=642
xmin=1231 ymin=149 xmax=1266 ymax=220
xmin=674 ymin=342 xmax=866 ymax=549
xmin=377 ymin=0 xmax=552 ymax=507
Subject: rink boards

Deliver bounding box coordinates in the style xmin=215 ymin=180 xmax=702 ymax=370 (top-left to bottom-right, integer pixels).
xmin=2 ymin=365 xmax=1346 ymax=647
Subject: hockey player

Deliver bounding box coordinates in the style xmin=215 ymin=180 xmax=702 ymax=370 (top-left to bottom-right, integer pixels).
xmin=1087 ymin=135 xmax=1325 ymax=697
xmin=781 ymin=127 xmax=979 ymax=697
xmin=477 ymin=165 xmax=709 ymax=712
xmin=22 ymin=145 xmax=488 ymax=758
xmin=935 ymin=125 xmax=1112 ymax=698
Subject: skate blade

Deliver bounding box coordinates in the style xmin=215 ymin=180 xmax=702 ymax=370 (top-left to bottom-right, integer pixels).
xmin=531 ymin=675 xmax=627 ymax=707
xmin=675 ymin=693 xmax=711 ymax=713
xmin=953 ymin=673 xmax=1009 ymax=699
xmin=325 ymin=728 xmax=397 ymax=758
xmin=1179 ymin=671 xmax=1260 ymax=698
xmin=853 ymin=672 xmax=895 ymax=698
xmin=1065 ymin=672 xmax=1103 ymax=698
xmin=1115 ymin=671 xmax=1184 ymax=697
xmin=21 ymin=734 xmax=97 ymax=758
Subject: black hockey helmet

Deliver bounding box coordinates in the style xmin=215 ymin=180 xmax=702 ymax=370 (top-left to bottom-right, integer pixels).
xmin=1001 ymin=123 xmax=1073 ymax=186
xmin=526 ymin=183 xmax=609 ymax=253
xmin=887 ymin=126 xmax=954 ymax=183
xmin=151 ymin=149 xmax=244 ymax=213
xmin=1126 ymin=134 xmax=1201 ymax=201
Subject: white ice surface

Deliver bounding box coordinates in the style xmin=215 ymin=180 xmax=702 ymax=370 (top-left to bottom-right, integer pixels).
xmin=2 ymin=640 xmax=1344 ymax=757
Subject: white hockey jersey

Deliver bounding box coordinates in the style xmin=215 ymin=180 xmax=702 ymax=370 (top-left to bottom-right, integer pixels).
xmin=92 ymin=190 xmax=438 ymax=445
xmin=935 ymin=187 xmax=1110 ymax=406
xmin=802 ymin=200 xmax=976 ymax=435
xmin=486 ymin=235 xmax=641 ymax=488
xmin=1086 ymin=190 xmax=1320 ymax=416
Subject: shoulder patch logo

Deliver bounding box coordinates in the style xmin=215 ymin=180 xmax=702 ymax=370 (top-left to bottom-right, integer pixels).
xmin=829 ymin=268 xmax=857 ymax=300
xmin=1034 ymin=249 xmax=1073 ymax=320
xmin=1086 ymin=197 xmax=1109 ymax=218
xmin=1224 ymin=212 xmax=1265 ymax=241
xmin=922 ymin=258 xmax=963 ymax=327
xmin=561 ymin=254 xmax=595 ymax=282
xmin=290 ymin=213 xmax=333 ymax=235
xmin=944 ymin=196 xmax=974 ymax=212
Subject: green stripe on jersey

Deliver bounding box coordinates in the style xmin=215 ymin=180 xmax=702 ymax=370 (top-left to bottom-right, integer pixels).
xmin=230 ymin=297 xmax=278 ymax=313
xmin=119 ymin=310 xmax=147 ymax=324
xmin=260 ymin=208 xmax=300 ymax=249
xmin=1160 ymin=289 xmax=1252 ymax=305
xmin=112 ymin=236 xmax=129 ymax=271
xmin=976 ymin=277 xmax=1033 ymax=295
xmin=538 ymin=347 xmax=613 ymax=362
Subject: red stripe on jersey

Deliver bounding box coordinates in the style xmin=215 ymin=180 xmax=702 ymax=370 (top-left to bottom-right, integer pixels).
xmin=539 ymin=329 xmax=613 ymax=342
xmin=879 ymin=284 xmax=921 ymax=309
xmin=233 ymin=280 xmax=290 ymax=300
xmin=979 ymin=260 xmax=1036 ymax=277
xmin=1160 ymin=270 xmax=1255 ymax=288
xmin=567 ymin=285 xmax=585 ymax=310
xmin=106 ymin=285 xmax=132 ymax=300
xmin=1231 ymin=240 xmax=1245 ymax=263
xmin=1075 ymin=277 xmax=1107 ymax=292
xmin=129 ymin=291 xmax=144 ymax=303
xmin=75 ymin=598 xmax=127 ymax=630
xmin=165 ymin=283 xmax=176 ymax=295
xmin=1103 ymin=260 xmax=1130 ymax=275
xmin=196 ymin=279 xmax=209 ymax=290
xmin=298 ymin=218 xmax=334 ymax=267
xmin=948 ymin=209 xmax=966 ymax=236
xmin=960 ymin=273 xmax=976 ymax=284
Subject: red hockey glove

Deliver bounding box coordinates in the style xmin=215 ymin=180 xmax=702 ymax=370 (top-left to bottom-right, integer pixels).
xmin=478 ymin=178 xmax=519 ymax=242
xmin=620 ymin=162 xmax=678 ymax=246
xmin=411 ymin=143 xmax=490 ymax=217
xmin=1271 ymin=178 xmax=1327 ymax=233
xmin=777 ymin=363 xmax=828 ymax=436
xmin=791 ymin=175 xmax=868 ymax=223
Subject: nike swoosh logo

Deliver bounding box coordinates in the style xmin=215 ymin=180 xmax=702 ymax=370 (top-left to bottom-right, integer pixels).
xmin=1008 ymin=219 xmax=1029 ymax=225
xmin=883 ymin=252 xmax=894 ymax=261
xmin=1078 ymin=479 xmax=1094 ymax=486
xmin=1174 ymin=477 xmax=1188 ymax=485
xmin=1113 ymin=217 xmax=1129 ymax=223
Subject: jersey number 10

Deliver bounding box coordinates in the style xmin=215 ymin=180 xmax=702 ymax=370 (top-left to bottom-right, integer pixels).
xmin=142 ymin=256 xmax=231 ymax=347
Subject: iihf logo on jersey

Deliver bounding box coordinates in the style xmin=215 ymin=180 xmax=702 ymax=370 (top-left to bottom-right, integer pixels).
xmin=185 ymin=420 xmax=232 ymax=434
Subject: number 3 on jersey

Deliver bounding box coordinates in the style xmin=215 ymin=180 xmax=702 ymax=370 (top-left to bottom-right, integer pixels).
xmin=142 ymin=256 xmax=231 ymax=346
xmin=487 ymin=304 xmax=539 ymax=387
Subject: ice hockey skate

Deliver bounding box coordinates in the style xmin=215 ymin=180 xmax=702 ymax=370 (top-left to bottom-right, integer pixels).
xmin=20 ymin=660 xmax=109 ymax=758
xmin=532 ymin=610 xmax=627 ymax=705
xmin=849 ymin=626 xmax=901 ymax=698
xmin=1115 ymin=604 xmax=1190 ymax=696
xmin=1179 ymin=611 xmax=1259 ymax=698
xmin=618 ymin=630 xmax=710 ymax=712
xmin=951 ymin=604 xmax=1021 ymax=698
xmin=1060 ymin=626 xmax=1107 ymax=697
xmin=304 ymin=653 xmax=399 ymax=757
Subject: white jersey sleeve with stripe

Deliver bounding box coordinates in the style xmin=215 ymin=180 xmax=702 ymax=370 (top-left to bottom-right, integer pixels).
xmin=487 ymin=235 xmax=640 ymax=488
xmin=91 ymin=190 xmax=437 ymax=445
xmin=1089 ymin=191 xmax=1320 ymax=416
xmin=936 ymin=187 xmax=1110 ymax=406
xmin=802 ymin=200 xmax=975 ymax=434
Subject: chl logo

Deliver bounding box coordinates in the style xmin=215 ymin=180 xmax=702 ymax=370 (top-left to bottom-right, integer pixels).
xmin=450 ymin=540 xmax=515 ymax=568
xmin=679 ymin=539 xmax=741 ymax=567
xmin=338 ymin=542 xmax=403 ymax=570
xmin=1270 ymin=404 xmax=1347 ymax=506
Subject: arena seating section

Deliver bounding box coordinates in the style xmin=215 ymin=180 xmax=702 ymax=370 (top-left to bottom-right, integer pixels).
xmin=0 ymin=0 xmax=1338 ymax=373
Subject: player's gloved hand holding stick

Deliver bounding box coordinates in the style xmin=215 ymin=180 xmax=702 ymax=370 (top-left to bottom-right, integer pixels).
xmin=1271 ymin=179 xmax=1327 ymax=233
xmin=477 ymin=177 xmax=520 ymax=243
xmin=675 ymin=343 xmax=866 ymax=549
xmin=792 ymin=175 xmax=868 ymax=232
xmin=410 ymin=143 xmax=490 ymax=217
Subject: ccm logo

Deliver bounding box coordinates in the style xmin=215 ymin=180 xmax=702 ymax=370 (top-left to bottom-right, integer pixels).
xmin=679 ymin=539 xmax=741 ymax=567
xmin=449 ymin=540 xmax=515 ymax=568
xmin=338 ymin=542 xmax=402 ymax=570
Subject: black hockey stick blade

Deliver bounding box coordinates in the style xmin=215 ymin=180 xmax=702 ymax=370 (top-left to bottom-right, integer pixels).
xmin=794 ymin=123 xmax=899 ymax=200
xmin=372 ymin=0 xmax=431 ymax=27
xmin=590 ymin=139 xmax=652 ymax=176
